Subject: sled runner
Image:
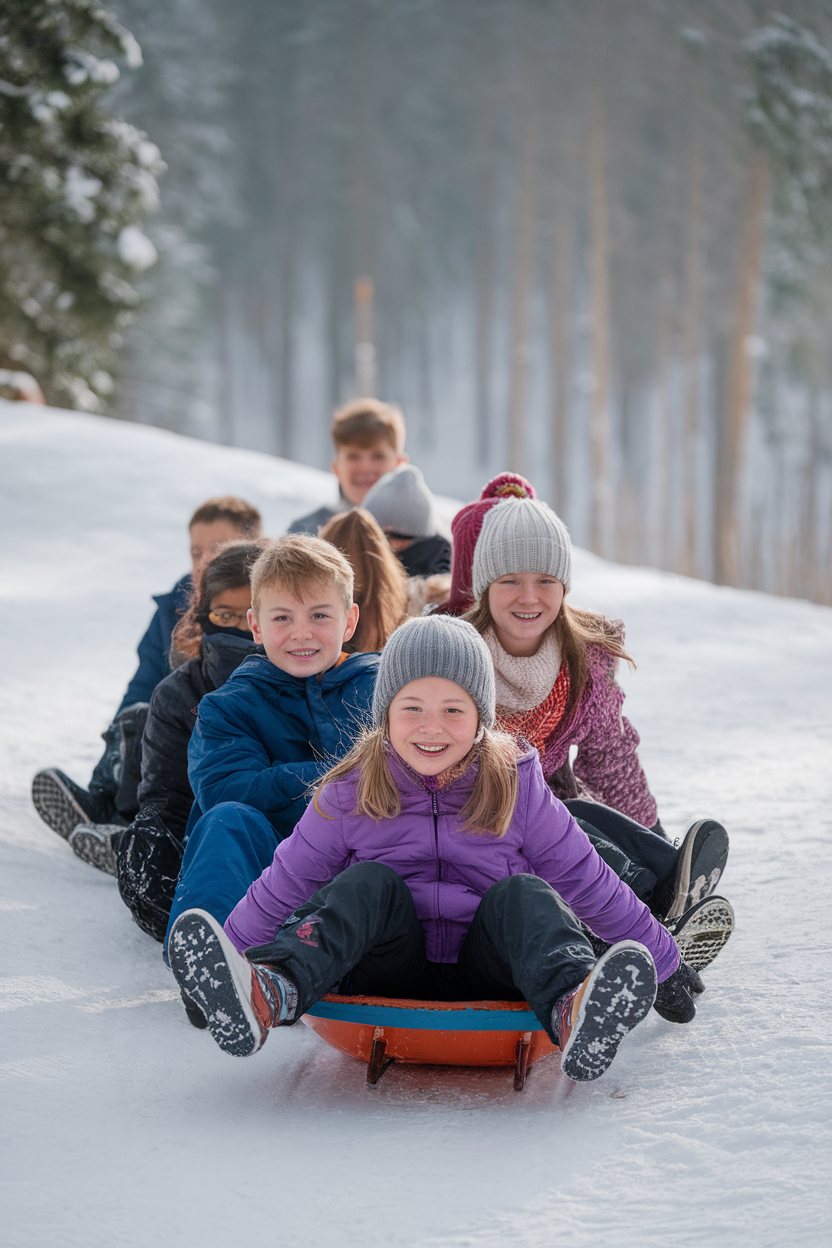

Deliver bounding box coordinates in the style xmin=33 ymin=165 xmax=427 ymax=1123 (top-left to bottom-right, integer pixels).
xmin=301 ymin=993 xmax=557 ymax=1089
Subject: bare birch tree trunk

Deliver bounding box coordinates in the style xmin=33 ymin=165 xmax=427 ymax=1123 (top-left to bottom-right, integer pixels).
xmin=586 ymin=5 xmax=613 ymax=557
xmin=680 ymin=68 xmax=705 ymax=577
xmin=506 ymin=18 xmax=541 ymax=477
xmin=354 ymin=279 xmax=376 ymax=397
xmin=713 ymin=147 xmax=769 ymax=586
xmin=473 ymin=20 xmax=496 ymax=468
xmin=352 ymin=0 xmax=375 ymax=400
xmin=549 ymin=123 xmax=575 ymax=517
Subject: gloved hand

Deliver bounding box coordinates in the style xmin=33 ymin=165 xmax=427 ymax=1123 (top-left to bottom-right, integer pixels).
xmin=653 ymin=960 xmax=705 ymax=1023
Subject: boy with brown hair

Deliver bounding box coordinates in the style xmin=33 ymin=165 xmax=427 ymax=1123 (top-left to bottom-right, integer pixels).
xmin=288 ymin=398 xmax=408 ymax=535
xmin=32 ymin=495 xmax=263 ymax=839
xmin=162 ymin=535 xmax=378 ymax=1007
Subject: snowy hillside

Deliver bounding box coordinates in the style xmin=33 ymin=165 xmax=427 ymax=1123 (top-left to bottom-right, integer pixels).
xmin=1 ymin=401 xmax=830 ymax=1248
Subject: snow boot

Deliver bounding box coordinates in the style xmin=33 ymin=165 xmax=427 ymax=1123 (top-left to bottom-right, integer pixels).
xmin=31 ymin=769 xmax=110 ymax=839
xmin=68 ymin=824 xmax=122 ymax=876
xmin=554 ymin=941 xmax=657 ymax=1083
xmin=666 ymin=895 xmax=735 ymax=972
xmin=168 ymin=909 xmax=297 ymax=1057
xmin=660 ymin=819 xmax=729 ymax=923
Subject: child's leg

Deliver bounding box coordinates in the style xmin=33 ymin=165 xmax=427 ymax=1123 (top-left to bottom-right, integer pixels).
xmin=453 ymin=875 xmax=657 ymax=1082
xmin=452 ymin=874 xmax=597 ymax=1043
xmin=565 ymin=799 xmax=676 ymax=904
xmin=115 ymin=808 xmax=186 ymax=942
xmin=246 ymin=861 xmax=433 ymax=1015
xmin=163 ymin=801 xmax=279 ymax=952
xmin=170 ymin=862 xmax=431 ymax=1056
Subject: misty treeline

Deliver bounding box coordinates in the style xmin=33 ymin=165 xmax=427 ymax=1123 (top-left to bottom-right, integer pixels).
xmin=109 ymin=0 xmax=832 ymax=604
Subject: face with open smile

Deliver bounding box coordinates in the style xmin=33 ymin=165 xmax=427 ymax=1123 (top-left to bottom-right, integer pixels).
xmin=487 ymin=572 xmax=565 ymax=657
xmin=387 ymin=676 xmax=479 ymax=777
xmin=249 ymin=581 xmax=359 ymax=677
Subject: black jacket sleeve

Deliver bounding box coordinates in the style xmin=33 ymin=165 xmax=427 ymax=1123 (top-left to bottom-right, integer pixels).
xmin=136 ymin=660 xmax=209 ymax=842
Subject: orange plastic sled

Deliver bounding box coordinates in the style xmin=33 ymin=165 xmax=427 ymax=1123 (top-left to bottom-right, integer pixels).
xmin=301 ymin=994 xmax=557 ymax=1090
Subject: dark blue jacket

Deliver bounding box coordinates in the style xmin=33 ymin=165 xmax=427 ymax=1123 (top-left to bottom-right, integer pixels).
xmin=186 ymin=650 xmax=379 ymax=839
xmin=118 ymin=575 xmax=192 ymax=713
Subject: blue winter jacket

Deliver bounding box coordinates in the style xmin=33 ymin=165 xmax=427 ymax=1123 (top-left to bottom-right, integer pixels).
xmin=118 ymin=574 xmax=192 ymax=713
xmin=186 ymin=650 xmax=379 ymax=839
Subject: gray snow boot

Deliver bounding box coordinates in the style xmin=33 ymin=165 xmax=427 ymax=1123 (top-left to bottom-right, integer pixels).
xmin=68 ymin=824 xmax=122 ymax=876
xmin=666 ymin=895 xmax=735 ymax=972
xmin=32 ymin=769 xmax=109 ymax=839
xmin=660 ymin=819 xmax=729 ymax=922
xmin=554 ymin=941 xmax=657 ymax=1083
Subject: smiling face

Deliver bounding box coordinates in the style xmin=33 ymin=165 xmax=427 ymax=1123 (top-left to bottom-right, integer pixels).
xmin=249 ymin=580 xmax=359 ymax=676
xmin=387 ymin=676 xmax=479 ymax=776
xmin=487 ymin=572 xmax=565 ymax=657
xmin=331 ymin=440 xmax=408 ymax=506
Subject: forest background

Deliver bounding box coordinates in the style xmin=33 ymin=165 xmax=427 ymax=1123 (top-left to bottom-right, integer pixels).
xmin=3 ymin=0 xmax=832 ymax=604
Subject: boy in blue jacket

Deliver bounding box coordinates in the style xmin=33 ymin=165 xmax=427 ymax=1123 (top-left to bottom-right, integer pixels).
xmin=164 ymin=535 xmax=378 ymax=1001
xmin=32 ymin=496 xmax=262 ymax=839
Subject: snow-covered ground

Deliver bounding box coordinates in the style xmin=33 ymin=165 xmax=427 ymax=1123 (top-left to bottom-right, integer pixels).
xmin=1 ymin=401 xmax=830 ymax=1248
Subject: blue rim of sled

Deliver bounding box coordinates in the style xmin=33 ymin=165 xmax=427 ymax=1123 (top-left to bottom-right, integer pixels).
xmin=304 ymin=999 xmax=545 ymax=1031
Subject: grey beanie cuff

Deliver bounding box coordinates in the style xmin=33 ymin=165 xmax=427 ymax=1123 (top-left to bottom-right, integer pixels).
xmin=372 ymin=616 xmax=496 ymax=729
xmin=471 ymin=498 xmax=573 ymax=601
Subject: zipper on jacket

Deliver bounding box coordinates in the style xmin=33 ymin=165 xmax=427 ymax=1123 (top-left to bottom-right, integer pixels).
xmin=431 ymin=791 xmax=441 ymax=881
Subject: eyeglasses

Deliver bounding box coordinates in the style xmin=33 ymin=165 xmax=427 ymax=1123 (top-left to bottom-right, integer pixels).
xmin=208 ymin=609 xmax=251 ymax=628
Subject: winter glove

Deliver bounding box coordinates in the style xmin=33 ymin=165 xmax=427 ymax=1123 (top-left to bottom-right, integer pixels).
xmin=653 ymin=961 xmax=705 ymax=1023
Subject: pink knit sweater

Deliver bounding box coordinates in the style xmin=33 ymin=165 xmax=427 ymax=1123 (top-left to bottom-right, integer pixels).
xmin=535 ymin=631 xmax=657 ymax=828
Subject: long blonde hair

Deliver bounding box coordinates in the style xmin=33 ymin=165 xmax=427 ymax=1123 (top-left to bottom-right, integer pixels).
xmin=465 ymin=596 xmax=633 ymax=713
xmin=319 ymin=508 xmax=408 ymax=652
xmin=314 ymin=724 xmax=521 ymax=837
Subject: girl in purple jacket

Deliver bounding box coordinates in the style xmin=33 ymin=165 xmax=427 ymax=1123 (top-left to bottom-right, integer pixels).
xmin=169 ymin=615 xmax=704 ymax=1083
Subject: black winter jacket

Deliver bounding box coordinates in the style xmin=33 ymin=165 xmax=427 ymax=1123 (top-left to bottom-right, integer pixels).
xmin=137 ymin=632 xmax=259 ymax=840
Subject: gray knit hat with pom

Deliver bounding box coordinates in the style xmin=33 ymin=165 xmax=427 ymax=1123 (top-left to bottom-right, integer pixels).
xmin=471 ymin=498 xmax=573 ymax=600
xmin=362 ymin=464 xmax=437 ymax=539
xmin=372 ymin=615 xmax=496 ymax=729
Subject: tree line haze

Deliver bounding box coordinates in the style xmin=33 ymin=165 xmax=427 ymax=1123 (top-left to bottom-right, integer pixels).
xmin=4 ymin=0 xmax=832 ymax=604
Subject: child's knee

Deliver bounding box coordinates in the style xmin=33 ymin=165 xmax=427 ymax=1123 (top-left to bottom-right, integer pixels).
xmin=341 ymin=860 xmax=409 ymax=897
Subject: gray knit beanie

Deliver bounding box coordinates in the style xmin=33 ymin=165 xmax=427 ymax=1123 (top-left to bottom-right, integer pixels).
xmin=362 ymin=464 xmax=437 ymax=539
xmin=471 ymin=498 xmax=573 ymax=601
xmin=372 ymin=615 xmax=496 ymax=729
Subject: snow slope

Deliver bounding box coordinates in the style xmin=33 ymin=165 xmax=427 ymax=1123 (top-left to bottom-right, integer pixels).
xmin=1 ymin=401 xmax=830 ymax=1248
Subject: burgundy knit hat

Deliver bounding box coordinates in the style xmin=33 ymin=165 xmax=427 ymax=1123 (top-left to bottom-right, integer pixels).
xmin=442 ymin=473 xmax=537 ymax=616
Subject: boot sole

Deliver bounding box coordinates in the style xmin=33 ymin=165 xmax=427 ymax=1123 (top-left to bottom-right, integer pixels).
xmin=560 ymin=942 xmax=657 ymax=1083
xmin=68 ymin=826 xmax=119 ymax=876
xmin=667 ymin=895 xmax=735 ymax=972
xmin=32 ymin=770 xmax=92 ymax=839
xmin=665 ymin=820 xmax=729 ymax=922
xmin=168 ymin=909 xmax=265 ymax=1057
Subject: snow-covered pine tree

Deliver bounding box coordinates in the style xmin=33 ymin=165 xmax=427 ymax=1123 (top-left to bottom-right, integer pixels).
xmin=0 ymin=0 xmax=164 ymax=410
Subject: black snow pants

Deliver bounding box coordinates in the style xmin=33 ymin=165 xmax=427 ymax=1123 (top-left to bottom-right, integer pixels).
xmin=115 ymin=807 xmax=186 ymax=943
xmin=564 ymin=799 xmax=678 ymax=913
xmin=244 ymin=862 xmax=597 ymax=1043
xmin=88 ymin=702 xmax=149 ymax=822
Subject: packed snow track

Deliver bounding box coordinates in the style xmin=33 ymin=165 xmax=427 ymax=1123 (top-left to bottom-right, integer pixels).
xmin=1 ymin=403 xmax=830 ymax=1247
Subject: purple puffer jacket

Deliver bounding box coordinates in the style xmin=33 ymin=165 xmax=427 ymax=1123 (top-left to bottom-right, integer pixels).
xmin=539 ymin=631 xmax=657 ymax=828
xmin=224 ymin=746 xmax=680 ymax=982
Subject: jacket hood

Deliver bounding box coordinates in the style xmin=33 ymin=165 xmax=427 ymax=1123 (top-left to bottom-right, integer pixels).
xmin=201 ymin=633 xmax=260 ymax=689
xmin=226 ymin=648 xmax=379 ymax=693
xmin=152 ymin=573 xmax=192 ymax=611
